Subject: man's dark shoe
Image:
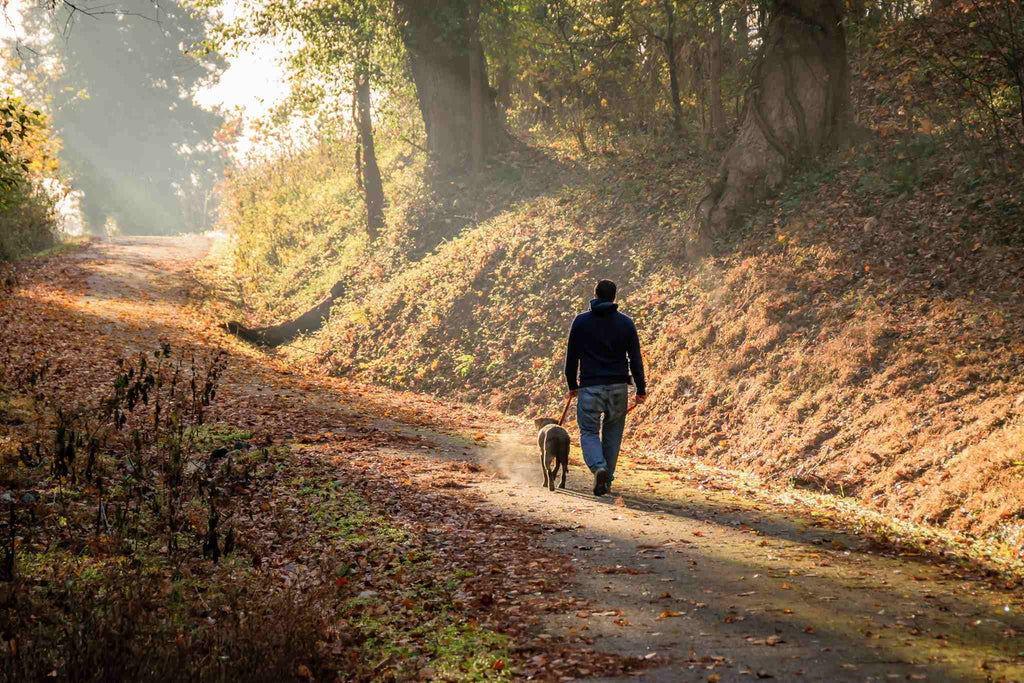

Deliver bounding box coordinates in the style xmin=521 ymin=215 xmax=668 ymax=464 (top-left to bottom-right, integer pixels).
xmin=594 ymin=468 xmax=609 ymax=496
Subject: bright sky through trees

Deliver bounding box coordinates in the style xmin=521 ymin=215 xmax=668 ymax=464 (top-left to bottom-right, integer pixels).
xmin=1 ymin=0 xmax=291 ymax=138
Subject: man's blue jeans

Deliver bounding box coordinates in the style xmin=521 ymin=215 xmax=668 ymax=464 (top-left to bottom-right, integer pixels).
xmin=577 ymin=383 xmax=629 ymax=486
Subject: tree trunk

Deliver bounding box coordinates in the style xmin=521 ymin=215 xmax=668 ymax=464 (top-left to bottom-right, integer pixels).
xmin=355 ymin=63 xmax=385 ymax=240
xmin=227 ymin=281 xmax=345 ymax=347
xmin=394 ymin=0 xmax=509 ymax=174
xmin=709 ymin=0 xmax=726 ymax=137
xmin=692 ymin=0 xmax=849 ymax=251
xmin=469 ymin=0 xmax=485 ymax=174
xmin=662 ymin=0 xmax=684 ymax=135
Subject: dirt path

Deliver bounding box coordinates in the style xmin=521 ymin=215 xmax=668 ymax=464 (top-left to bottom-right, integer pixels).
xmin=70 ymin=237 xmax=1024 ymax=681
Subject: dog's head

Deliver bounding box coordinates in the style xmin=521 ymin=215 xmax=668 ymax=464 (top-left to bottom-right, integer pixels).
xmin=534 ymin=417 xmax=558 ymax=430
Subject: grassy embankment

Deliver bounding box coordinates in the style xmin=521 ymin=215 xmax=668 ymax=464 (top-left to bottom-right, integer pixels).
xmin=219 ymin=69 xmax=1024 ymax=550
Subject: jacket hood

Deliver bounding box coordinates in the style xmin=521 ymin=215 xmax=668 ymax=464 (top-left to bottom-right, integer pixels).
xmin=590 ymin=298 xmax=618 ymax=316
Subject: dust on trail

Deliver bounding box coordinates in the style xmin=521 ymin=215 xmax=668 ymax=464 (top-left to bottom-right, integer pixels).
xmin=80 ymin=237 xmax=1024 ymax=682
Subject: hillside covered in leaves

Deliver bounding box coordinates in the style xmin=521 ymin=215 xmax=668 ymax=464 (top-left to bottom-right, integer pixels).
xmin=216 ymin=6 xmax=1024 ymax=546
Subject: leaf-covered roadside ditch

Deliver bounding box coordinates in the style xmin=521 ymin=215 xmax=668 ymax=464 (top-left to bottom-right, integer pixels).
xmin=0 ymin=255 xmax=652 ymax=681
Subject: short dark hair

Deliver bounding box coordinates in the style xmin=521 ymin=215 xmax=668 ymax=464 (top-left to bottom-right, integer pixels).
xmin=595 ymin=279 xmax=616 ymax=301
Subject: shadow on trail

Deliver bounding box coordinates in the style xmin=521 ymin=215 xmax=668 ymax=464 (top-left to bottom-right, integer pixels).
xmin=535 ymin=516 xmax=1022 ymax=682
xmin=379 ymin=432 xmax=1024 ymax=681
xmin=15 ymin=255 xmax=1022 ymax=682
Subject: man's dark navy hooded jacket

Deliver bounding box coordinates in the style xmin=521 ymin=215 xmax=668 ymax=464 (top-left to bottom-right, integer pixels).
xmin=564 ymin=298 xmax=646 ymax=395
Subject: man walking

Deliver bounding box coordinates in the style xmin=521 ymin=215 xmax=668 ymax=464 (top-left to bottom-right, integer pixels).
xmin=564 ymin=279 xmax=646 ymax=496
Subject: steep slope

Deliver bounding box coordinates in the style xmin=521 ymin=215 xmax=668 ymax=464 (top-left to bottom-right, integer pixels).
xmin=218 ymin=42 xmax=1024 ymax=544
xmin=221 ymin=130 xmax=1023 ymax=545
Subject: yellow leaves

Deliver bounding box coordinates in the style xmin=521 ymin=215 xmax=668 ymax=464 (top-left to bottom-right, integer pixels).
xmin=656 ymin=609 xmax=682 ymax=620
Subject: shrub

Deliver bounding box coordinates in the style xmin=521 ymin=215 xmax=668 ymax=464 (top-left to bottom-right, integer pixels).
xmin=0 ymin=94 xmax=62 ymax=262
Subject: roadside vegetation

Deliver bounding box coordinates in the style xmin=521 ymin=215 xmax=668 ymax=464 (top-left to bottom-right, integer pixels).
xmin=0 ymin=93 xmax=62 ymax=262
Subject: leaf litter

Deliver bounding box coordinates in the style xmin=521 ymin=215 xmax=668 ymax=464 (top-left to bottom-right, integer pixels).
xmin=0 ymin=241 xmax=653 ymax=681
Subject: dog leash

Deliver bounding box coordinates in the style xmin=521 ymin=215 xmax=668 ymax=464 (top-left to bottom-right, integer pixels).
xmin=557 ymin=395 xmax=574 ymax=426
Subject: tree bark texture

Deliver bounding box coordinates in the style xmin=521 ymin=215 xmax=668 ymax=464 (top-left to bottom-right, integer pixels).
xmin=355 ymin=63 xmax=385 ymax=239
xmin=661 ymin=0 xmax=684 ymax=135
xmin=469 ymin=0 xmax=485 ymax=173
xmin=394 ymin=0 xmax=508 ymax=174
xmin=693 ymin=0 xmax=849 ymax=247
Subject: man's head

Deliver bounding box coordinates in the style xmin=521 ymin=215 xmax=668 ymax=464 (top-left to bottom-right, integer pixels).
xmin=595 ymin=279 xmax=616 ymax=302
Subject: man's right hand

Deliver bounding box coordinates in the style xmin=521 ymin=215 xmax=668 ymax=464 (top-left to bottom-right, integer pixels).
xmin=634 ymin=393 xmax=647 ymax=405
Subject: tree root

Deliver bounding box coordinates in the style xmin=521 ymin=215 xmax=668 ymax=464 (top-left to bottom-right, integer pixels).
xmin=227 ymin=281 xmax=344 ymax=348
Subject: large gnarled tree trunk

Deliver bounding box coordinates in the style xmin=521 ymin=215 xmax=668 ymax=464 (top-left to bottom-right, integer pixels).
xmin=394 ymin=0 xmax=509 ymax=174
xmin=692 ymin=0 xmax=849 ymax=252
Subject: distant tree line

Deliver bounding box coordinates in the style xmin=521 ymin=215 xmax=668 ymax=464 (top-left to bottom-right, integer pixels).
xmin=6 ymin=0 xmax=225 ymax=235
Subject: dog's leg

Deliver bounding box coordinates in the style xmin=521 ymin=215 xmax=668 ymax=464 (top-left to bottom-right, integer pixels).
xmin=550 ymin=454 xmax=560 ymax=492
xmin=559 ymin=454 xmax=567 ymax=489
xmin=540 ymin=441 xmax=552 ymax=489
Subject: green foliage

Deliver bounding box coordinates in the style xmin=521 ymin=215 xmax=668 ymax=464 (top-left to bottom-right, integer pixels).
xmin=0 ymin=94 xmax=61 ymax=261
xmin=0 ymin=97 xmax=36 ymax=189
xmin=490 ymin=0 xmax=754 ymax=151
xmin=197 ymin=0 xmax=408 ymax=129
xmin=217 ymin=126 xmax=370 ymax=315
